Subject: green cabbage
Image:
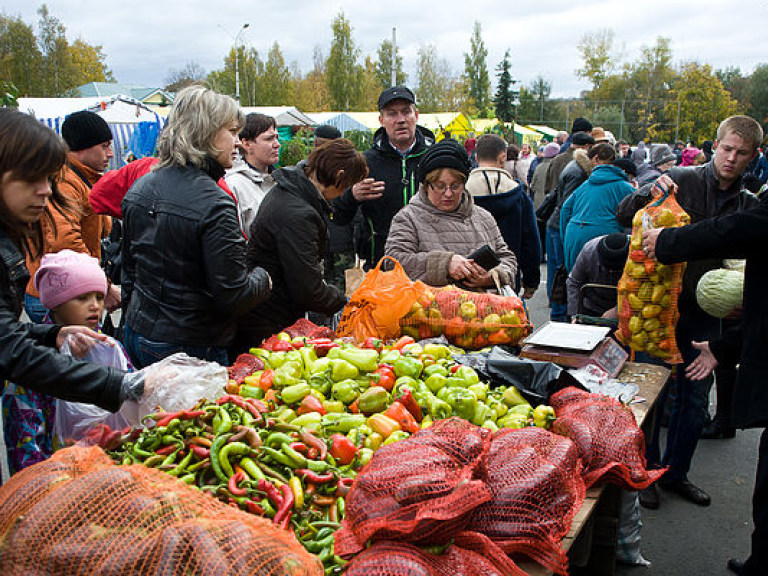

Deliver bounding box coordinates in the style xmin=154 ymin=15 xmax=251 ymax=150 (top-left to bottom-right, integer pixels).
xmin=696 ymin=268 xmax=744 ymax=318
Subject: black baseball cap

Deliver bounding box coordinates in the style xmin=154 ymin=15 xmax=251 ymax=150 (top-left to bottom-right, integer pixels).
xmin=378 ymin=86 xmax=416 ymax=110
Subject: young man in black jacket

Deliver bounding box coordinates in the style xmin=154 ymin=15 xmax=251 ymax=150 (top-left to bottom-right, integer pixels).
xmin=331 ymin=86 xmax=434 ymax=268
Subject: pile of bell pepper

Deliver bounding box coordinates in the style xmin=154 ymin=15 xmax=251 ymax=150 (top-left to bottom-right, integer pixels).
xmin=107 ymin=332 xmax=557 ymax=574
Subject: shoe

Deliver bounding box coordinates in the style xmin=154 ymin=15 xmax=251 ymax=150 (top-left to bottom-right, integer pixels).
xmin=701 ymin=421 xmax=736 ymax=439
xmin=727 ymin=558 xmax=745 ymax=574
xmin=638 ymin=484 xmax=660 ymax=509
xmin=659 ymin=479 xmax=711 ymax=506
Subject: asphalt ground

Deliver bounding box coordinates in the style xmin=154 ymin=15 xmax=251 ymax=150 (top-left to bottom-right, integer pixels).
xmin=1 ymin=264 xmax=758 ymax=575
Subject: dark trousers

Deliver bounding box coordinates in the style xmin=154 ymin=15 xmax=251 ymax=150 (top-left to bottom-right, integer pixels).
xmin=744 ymin=428 xmax=768 ymax=575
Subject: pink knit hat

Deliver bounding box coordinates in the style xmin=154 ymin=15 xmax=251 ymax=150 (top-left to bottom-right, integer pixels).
xmin=35 ymin=249 xmax=107 ymax=310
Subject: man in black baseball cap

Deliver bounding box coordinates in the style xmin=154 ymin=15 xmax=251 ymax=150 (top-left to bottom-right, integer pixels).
xmin=331 ymin=85 xmax=435 ymax=268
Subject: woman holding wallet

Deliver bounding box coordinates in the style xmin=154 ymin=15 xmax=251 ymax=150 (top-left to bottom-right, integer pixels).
xmin=385 ymin=139 xmax=517 ymax=289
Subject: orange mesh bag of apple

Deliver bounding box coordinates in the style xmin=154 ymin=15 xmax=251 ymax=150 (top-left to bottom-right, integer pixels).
xmin=336 ymin=257 xmax=431 ymax=342
xmin=616 ymin=179 xmax=689 ymax=363
xmin=399 ymin=285 xmax=532 ymax=349
xmin=0 ymin=445 xmax=322 ymax=575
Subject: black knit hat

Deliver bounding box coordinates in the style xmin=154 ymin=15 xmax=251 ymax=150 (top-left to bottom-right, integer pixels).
xmin=598 ymin=233 xmax=630 ymax=271
xmin=571 ymin=117 xmax=593 ymax=134
xmin=418 ymin=139 xmax=472 ymax=183
xmin=572 ymin=131 xmax=595 ymax=146
xmin=61 ymin=110 xmax=113 ymax=151
xmin=314 ymin=124 xmax=342 ymax=140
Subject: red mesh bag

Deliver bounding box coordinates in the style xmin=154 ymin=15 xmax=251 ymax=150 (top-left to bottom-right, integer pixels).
xmin=260 ymin=318 xmax=335 ymax=350
xmin=0 ymin=445 xmax=322 ymax=576
xmin=335 ymin=419 xmax=492 ymax=557
xmin=227 ymin=353 xmax=265 ymax=384
xmin=343 ymin=532 xmax=526 ymax=576
xmin=616 ymin=179 xmax=689 ymax=364
xmin=399 ymin=285 xmax=532 ymax=349
xmin=465 ymin=427 xmax=586 ymax=575
xmin=550 ymin=387 xmax=666 ymax=489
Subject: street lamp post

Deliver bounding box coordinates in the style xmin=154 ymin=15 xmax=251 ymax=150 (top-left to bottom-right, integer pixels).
xmin=219 ymin=23 xmax=249 ymax=102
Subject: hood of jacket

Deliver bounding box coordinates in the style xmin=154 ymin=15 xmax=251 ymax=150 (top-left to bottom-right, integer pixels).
xmin=226 ymin=158 xmax=269 ymax=184
xmin=466 ymin=167 xmax=520 ymax=196
xmin=272 ymin=166 xmax=330 ymax=216
xmin=411 ymin=185 xmax=474 ymax=220
xmin=371 ymin=124 xmax=435 ymax=158
xmin=572 ymin=148 xmax=592 ymax=176
xmin=588 ymin=163 xmax=629 ymax=186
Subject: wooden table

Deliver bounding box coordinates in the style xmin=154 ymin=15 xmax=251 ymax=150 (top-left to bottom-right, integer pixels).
xmin=519 ymin=361 xmax=671 ymax=576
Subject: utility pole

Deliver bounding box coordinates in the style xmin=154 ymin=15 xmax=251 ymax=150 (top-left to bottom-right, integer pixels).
xmin=219 ymin=23 xmax=250 ymax=102
xmin=391 ymin=27 xmax=397 ymax=87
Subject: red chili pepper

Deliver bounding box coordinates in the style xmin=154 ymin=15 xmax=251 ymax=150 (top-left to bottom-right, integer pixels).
xmin=271 ymin=339 xmax=294 ymax=353
xmin=257 ymin=479 xmax=283 ymax=508
xmin=156 ymin=444 xmax=178 ymax=456
xmin=394 ymin=388 xmax=423 ymax=423
xmin=191 ymin=445 xmax=210 ymax=460
xmin=278 ymin=510 xmax=293 ymax=530
xmin=228 ymin=471 xmax=248 ymax=497
xmin=154 ymin=411 xmax=183 ymax=428
xmin=289 ymin=442 xmax=308 ymax=454
xmin=259 ymin=369 xmax=275 ymax=391
xmin=373 ymin=365 xmax=396 ymax=392
xmin=450 ymin=364 xmax=460 ymax=374
xmin=391 ymin=335 xmax=415 ymax=351
xmin=329 ymin=434 xmax=358 ymax=466
xmin=307 ymin=338 xmax=339 ymax=357
xmin=297 ymin=395 xmax=326 ymax=416
xmin=244 ymin=398 xmax=268 ymax=413
xmin=361 ymin=336 xmax=383 ymax=351
xmin=384 ymin=399 xmax=420 ymax=433
xmin=307 ymin=447 xmax=319 ymax=460
xmin=337 ymin=477 xmax=354 ymax=497
xmin=218 ymin=394 xmax=263 ymax=420
xmin=295 ymin=469 xmax=335 ymax=484
xmin=273 ymin=483 xmax=294 ymax=525
xmin=300 ymin=429 xmax=327 ymax=461
xmin=245 ymin=499 xmax=264 ymax=515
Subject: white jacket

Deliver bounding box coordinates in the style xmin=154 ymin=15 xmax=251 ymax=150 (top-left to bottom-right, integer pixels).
xmin=225 ymin=159 xmax=276 ymax=233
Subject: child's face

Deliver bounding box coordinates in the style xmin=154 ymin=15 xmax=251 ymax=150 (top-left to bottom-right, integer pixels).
xmin=52 ymin=291 xmax=104 ymax=330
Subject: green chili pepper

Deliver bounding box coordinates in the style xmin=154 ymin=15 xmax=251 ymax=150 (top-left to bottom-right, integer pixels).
xmin=168 ymin=450 xmax=194 ymax=477
xmin=281 ymin=442 xmax=309 ymax=468
xmin=210 ymin=433 xmax=233 ymax=483
xmin=382 ymin=430 xmax=409 ymax=445
xmin=265 ymin=432 xmax=295 ymax=448
xmin=259 ymin=445 xmax=296 ymax=468
xmin=212 ymin=407 xmax=232 ymax=435
xmin=219 ymin=441 xmax=253 ymax=477
xmin=239 ymin=457 xmax=266 ymax=481
xmin=321 ymin=413 xmax=366 ymax=434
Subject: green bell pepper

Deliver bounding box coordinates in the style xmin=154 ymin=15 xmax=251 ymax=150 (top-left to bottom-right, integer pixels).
xmin=422 ymin=343 xmax=451 ymax=360
xmin=424 ymin=373 xmax=448 ymax=394
xmin=468 ymin=383 xmax=489 ymax=402
xmin=424 ymin=392 xmax=452 ymax=421
xmin=507 ymin=403 xmax=533 ymax=419
xmin=331 ymin=379 xmax=360 ymax=405
xmin=273 ymin=361 xmax=303 ymax=388
xmin=454 ymin=366 xmax=480 ymax=386
xmin=299 ymin=346 xmax=317 ymax=374
xmin=393 ymin=356 xmax=424 ymax=379
xmin=481 ymin=420 xmax=499 ymax=432
xmin=394 ymin=375 xmax=419 ymax=395
xmin=310 ymin=357 xmax=332 ymax=374
xmin=356 ymin=447 xmax=375 ymax=467
xmin=498 ymin=413 xmax=529 ymax=429
xmin=239 ymin=384 xmax=264 ymax=399
xmin=487 ymin=398 xmax=508 ymax=420
xmin=383 ymin=430 xmax=410 ymax=445
xmin=379 ymin=349 xmax=402 ymax=365
xmin=357 ymin=386 xmax=390 ymax=414
xmin=322 ymin=400 xmax=345 ymax=413
xmin=281 ymin=382 xmax=311 ymax=405
xmin=290 ymin=412 xmax=322 ymax=429
xmin=471 ymin=402 xmax=492 ymax=426
xmin=310 ymin=371 xmax=333 ymax=396
xmin=339 ymin=348 xmax=380 ymax=373
xmin=268 ymin=351 xmax=288 ymax=368
xmin=533 ymin=405 xmax=557 ymax=429
xmin=423 ymin=364 xmax=448 ymax=378
xmin=330 ymin=359 xmax=359 ymax=382
xmin=321 ymin=413 xmax=367 ymax=434
xmin=502 ymin=386 xmax=528 ymax=407
xmin=441 ymin=387 xmax=478 ymax=421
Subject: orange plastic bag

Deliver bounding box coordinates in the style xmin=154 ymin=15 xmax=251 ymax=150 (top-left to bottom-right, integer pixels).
xmin=336 ymin=256 xmax=429 ymax=342
xmin=616 ymin=180 xmax=689 ymax=363
xmin=399 ymin=285 xmax=532 ymax=349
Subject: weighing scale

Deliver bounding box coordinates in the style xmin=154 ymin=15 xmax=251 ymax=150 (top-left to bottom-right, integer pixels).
xmin=519 ymin=322 xmax=628 ymax=378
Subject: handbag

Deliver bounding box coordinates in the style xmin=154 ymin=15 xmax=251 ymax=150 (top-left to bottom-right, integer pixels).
xmin=536 ymin=188 xmax=558 ymax=223
xmin=550 ymin=264 xmax=568 ymax=305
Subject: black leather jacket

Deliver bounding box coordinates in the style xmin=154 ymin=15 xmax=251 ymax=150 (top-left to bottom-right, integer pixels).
xmin=121 ymin=160 xmax=271 ymax=347
xmin=0 ymin=229 xmax=124 ymax=411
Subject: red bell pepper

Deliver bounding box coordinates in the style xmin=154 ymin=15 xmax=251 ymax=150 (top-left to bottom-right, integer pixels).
xmin=307 ymin=338 xmax=339 ymax=357
xmin=361 ymin=336 xmax=383 ymax=352
xmin=329 ymin=433 xmax=358 ymax=465
xmin=373 ymin=365 xmax=396 ymax=391
xmin=271 ymin=339 xmax=294 ymax=353
xmin=297 ymin=394 xmax=326 ymax=416
xmin=391 ymin=335 xmax=415 ymax=351
xmin=393 ymin=388 xmax=423 ymax=423
xmin=384 ymin=401 xmax=420 ymax=433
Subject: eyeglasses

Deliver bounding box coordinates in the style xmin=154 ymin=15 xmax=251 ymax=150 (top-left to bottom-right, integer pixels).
xmin=429 ymin=182 xmax=464 ymax=194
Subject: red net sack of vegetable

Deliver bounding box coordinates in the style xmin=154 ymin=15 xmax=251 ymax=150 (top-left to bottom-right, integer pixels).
xmin=550 ymin=387 xmax=666 ymax=490
xmin=260 ymin=318 xmax=335 ymax=350
xmin=616 ymin=179 xmax=689 ymax=363
xmin=334 ymin=419 xmax=492 ymax=557
xmin=465 ymin=427 xmax=585 ymax=576
xmin=0 ymin=445 xmax=322 ymax=576
xmin=343 ymin=532 xmax=526 ymax=576
xmin=336 ymin=256 xmax=431 ymax=341
xmin=399 ymin=285 xmax=532 ymax=349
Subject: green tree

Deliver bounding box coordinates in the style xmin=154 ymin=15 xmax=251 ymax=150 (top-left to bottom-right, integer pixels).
xmin=493 ymin=49 xmax=517 ymax=123
xmin=463 ymin=21 xmax=491 ymax=116
xmin=0 ymin=14 xmax=43 ymax=96
xmin=652 ymin=62 xmax=739 ymax=144
xmin=576 ymin=28 xmax=616 ymax=92
xmin=748 ymin=63 xmax=768 ymax=132
xmin=292 ymin=46 xmax=330 ymax=112
xmin=164 ymin=61 xmax=206 ymax=92
xmin=261 ymin=42 xmax=292 ymax=105
xmin=326 ymin=11 xmax=362 ymax=110
xmin=207 ymin=46 xmax=262 ymax=105
xmin=374 ymin=39 xmax=406 ymax=89
xmin=416 ymin=44 xmax=453 ymax=113
xmin=716 ymin=66 xmax=750 ymax=111
xmin=356 ymin=55 xmax=381 ymax=110
xmin=1 ymin=81 xmax=19 ymax=107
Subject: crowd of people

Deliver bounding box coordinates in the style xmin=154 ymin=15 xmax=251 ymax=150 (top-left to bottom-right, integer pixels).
xmin=1 ymin=82 xmax=768 ymax=575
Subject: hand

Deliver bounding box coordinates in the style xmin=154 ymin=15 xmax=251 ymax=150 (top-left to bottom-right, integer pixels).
xmin=724 ymin=305 xmax=743 ymax=321
xmin=351 ymin=178 xmax=385 ymax=202
xmin=641 ymin=227 xmax=663 ymax=259
xmin=56 ymin=326 xmax=110 ymax=358
xmin=522 ymin=286 xmax=537 ymax=299
xmin=685 ymin=341 xmax=718 ymax=381
xmin=650 ymin=174 xmax=675 ymax=197
xmin=448 ymin=255 xmax=476 ymax=281
xmin=104 ymin=283 xmax=122 ymax=313
xmin=462 ymin=272 xmax=495 ymax=289
xmin=601 ymin=306 xmax=618 ymax=319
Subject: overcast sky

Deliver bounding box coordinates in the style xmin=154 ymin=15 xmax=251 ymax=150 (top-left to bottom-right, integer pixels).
xmin=5 ymin=1 xmax=767 ymax=100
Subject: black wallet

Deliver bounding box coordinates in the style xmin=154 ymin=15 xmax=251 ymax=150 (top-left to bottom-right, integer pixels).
xmin=467 ymin=244 xmax=501 ymax=270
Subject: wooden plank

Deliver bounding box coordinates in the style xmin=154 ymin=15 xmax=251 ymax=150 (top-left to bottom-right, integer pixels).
xmin=519 ymin=362 xmax=670 ymax=575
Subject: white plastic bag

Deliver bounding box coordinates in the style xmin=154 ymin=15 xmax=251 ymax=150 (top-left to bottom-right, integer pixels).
xmin=125 ymin=352 xmax=228 ymax=427
xmin=55 ymin=337 xmax=132 ymax=444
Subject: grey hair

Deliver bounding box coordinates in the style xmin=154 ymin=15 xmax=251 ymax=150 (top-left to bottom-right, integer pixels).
xmin=156 ymin=85 xmax=244 ymax=169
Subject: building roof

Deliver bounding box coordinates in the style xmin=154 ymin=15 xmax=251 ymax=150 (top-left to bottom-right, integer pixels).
xmin=75 ymin=82 xmax=173 ymax=104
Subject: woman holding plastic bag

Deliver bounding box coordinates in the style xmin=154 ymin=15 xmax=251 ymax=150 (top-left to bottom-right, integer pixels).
xmin=0 ymin=109 xmax=148 ymax=444
xmin=384 ymin=138 xmax=517 ymax=289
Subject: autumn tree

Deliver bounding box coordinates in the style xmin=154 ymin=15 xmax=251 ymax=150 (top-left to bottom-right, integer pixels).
xmin=493 ymin=49 xmax=517 ymax=123
xmin=326 ymin=11 xmax=362 ymax=110
xmin=165 ymin=61 xmax=206 ymax=92
xmin=463 ymin=21 xmax=491 ymax=116
xmin=716 ymin=66 xmax=750 ymax=110
xmin=356 ymin=55 xmax=381 ymax=110
xmin=375 ymin=39 xmax=406 ymax=89
xmin=291 ymin=46 xmax=330 ymax=112
xmin=652 ymin=62 xmax=738 ymax=144
xmin=747 ymin=64 xmax=768 ymax=133
xmin=260 ymin=42 xmax=293 ymax=105
xmin=207 ymin=46 xmax=263 ymax=106
xmin=0 ymin=14 xmax=43 ymax=96
xmin=576 ymin=28 xmax=616 ymax=92
xmin=416 ymin=44 xmax=454 ymax=113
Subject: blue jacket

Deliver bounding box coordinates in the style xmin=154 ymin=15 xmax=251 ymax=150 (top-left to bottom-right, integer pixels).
xmin=560 ymin=164 xmax=634 ymax=271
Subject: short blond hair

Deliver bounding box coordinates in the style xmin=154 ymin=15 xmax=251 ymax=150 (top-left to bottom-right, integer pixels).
xmin=716 ymin=115 xmax=763 ymax=151
xmin=157 ymin=85 xmax=244 ymax=169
